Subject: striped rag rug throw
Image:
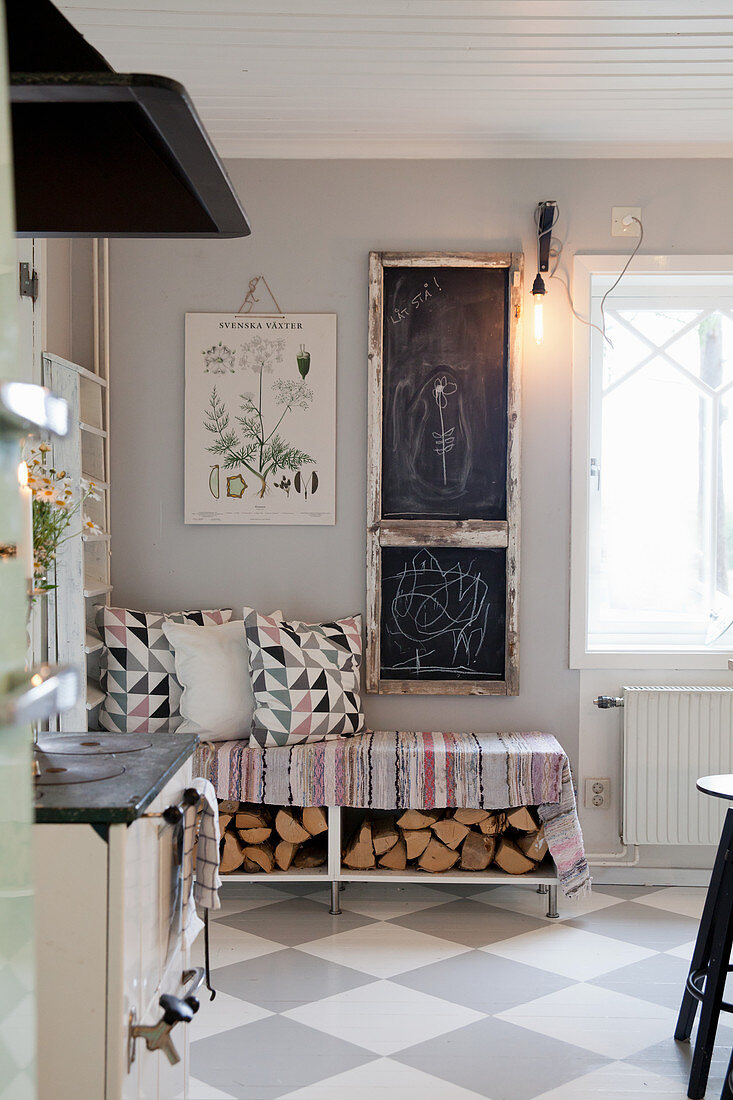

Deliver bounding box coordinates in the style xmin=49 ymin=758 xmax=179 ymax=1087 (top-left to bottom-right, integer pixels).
xmin=193 ymin=730 xmax=590 ymax=899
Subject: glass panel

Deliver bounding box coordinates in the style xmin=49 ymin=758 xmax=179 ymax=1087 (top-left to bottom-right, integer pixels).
xmin=716 ymin=389 xmax=732 ymax=598
xmin=596 ymin=360 xmax=709 ymax=625
xmin=708 ymin=389 xmax=733 ymax=645
xmin=665 ymin=311 xmax=733 ymax=388
xmin=601 ymin=313 xmax=652 ymax=389
xmin=615 ymin=308 xmax=700 ymax=348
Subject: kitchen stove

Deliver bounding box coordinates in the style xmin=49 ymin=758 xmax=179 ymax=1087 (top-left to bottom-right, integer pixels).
xmin=35 ymin=753 xmax=126 ymax=784
xmin=34 ymin=732 xmax=201 ymax=1099
xmin=35 ymin=733 xmax=153 ymax=755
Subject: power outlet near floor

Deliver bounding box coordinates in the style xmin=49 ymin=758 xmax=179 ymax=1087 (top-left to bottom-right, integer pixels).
xmin=584 ymin=777 xmax=610 ymax=809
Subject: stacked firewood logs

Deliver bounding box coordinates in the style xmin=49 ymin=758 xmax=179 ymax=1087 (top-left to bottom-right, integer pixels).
xmin=217 ymin=800 xmax=548 ymax=875
xmin=343 ymin=807 xmax=548 ymax=874
xmin=217 ymin=801 xmax=328 ymax=874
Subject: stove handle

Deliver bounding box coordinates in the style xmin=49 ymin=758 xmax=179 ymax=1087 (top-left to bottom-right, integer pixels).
xmin=182 ymin=966 xmax=205 ymax=1013
xmin=143 ymin=787 xmax=201 ymax=824
xmin=159 ymin=993 xmax=196 ymax=1027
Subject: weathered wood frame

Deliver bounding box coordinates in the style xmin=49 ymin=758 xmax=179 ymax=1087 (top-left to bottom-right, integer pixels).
xmin=366 ymin=250 xmax=523 ymax=696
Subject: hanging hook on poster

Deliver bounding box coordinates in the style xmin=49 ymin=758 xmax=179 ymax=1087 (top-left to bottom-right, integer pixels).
xmin=236 ymin=275 xmax=284 ymax=316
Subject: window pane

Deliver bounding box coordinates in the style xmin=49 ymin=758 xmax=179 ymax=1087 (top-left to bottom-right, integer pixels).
xmin=666 ymin=311 xmax=733 ymax=388
xmin=616 ymin=308 xmax=700 ymax=348
xmin=596 ymin=359 xmax=708 ymax=626
xmin=583 ymin=274 xmax=733 ymax=655
xmin=709 ymin=389 xmax=733 ymax=646
xmin=602 ymin=314 xmax=653 ymax=389
xmin=723 ymin=391 xmax=733 ymax=595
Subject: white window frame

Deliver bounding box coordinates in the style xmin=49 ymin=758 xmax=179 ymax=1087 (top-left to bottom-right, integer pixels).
xmin=570 ymin=254 xmax=733 ymax=670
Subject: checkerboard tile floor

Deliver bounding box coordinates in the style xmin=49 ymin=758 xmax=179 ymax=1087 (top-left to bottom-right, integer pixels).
xmin=190 ymin=882 xmax=727 ymax=1100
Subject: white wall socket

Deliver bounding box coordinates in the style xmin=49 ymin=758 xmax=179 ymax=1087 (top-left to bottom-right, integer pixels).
xmin=611 ymin=207 xmax=642 ymax=237
xmin=584 ymin=777 xmax=610 ymax=809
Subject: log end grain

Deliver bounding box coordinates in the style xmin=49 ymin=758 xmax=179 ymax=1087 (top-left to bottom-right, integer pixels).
xmin=418 ymin=836 xmax=460 ymax=873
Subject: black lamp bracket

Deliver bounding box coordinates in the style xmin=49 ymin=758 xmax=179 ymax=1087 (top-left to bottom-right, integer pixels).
xmin=536 ymin=201 xmax=558 ymax=274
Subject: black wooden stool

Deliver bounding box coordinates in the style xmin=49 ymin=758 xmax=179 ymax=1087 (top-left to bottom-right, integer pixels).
xmin=675 ymin=775 xmax=733 ymax=1098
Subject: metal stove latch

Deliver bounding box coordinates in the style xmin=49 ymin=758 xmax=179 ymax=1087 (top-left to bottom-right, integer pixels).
xmin=129 ymin=994 xmax=194 ymax=1066
xmin=127 ymin=969 xmax=204 ymax=1070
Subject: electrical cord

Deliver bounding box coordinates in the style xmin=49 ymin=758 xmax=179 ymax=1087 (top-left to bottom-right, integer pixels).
xmin=548 ymin=244 xmax=608 ymax=344
xmin=598 ymin=216 xmax=644 ymax=342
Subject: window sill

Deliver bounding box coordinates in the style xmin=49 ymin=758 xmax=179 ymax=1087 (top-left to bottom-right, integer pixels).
xmin=570 ymin=648 xmax=733 ymax=671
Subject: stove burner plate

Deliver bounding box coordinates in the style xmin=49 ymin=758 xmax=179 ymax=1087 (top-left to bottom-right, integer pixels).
xmin=35 ymin=752 xmax=126 ymax=785
xmin=35 ymin=734 xmax=152 ymax=756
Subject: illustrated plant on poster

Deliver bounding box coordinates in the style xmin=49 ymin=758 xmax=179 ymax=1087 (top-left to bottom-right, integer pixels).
xmin=184 ymin=314 xmax=336 ymax=524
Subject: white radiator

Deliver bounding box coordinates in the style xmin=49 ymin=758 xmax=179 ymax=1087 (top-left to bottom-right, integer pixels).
xmin=623 ymin=687 xmax=733 ymax=846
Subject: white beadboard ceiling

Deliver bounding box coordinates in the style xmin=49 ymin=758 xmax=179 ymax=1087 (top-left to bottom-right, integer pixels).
xmin=59 ymin=1 xmax=733 ymax=158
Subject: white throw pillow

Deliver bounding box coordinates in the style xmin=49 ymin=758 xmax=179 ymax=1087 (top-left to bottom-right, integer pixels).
xmin=162 ymin=619 xmax=253 ymax=741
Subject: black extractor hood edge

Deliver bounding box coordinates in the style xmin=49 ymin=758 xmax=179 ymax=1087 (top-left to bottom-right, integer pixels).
xmin=6 ymin=0 xmax=251 ymax=239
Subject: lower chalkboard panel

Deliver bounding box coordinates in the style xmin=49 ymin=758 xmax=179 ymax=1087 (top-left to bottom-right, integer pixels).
xmin=380 ymin=546 xmax=506 ymax=681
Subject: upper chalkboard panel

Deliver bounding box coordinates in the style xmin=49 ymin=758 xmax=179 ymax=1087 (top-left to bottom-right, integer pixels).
xmin=382 ymin=265 xmax=509 ymax=520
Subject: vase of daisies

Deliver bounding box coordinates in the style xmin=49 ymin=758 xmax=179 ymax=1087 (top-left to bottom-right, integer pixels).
xmin=26 ymin=442 xmax=101 ymax=598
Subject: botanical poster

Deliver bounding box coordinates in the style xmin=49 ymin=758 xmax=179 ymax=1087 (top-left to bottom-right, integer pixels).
xmin=184 ymin=313 xmax=336 ymax=524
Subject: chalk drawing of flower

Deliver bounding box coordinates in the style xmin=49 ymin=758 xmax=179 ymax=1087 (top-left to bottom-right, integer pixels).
xmin=433 ymin=376 xmax=457 ymax=408
xmin=203 ymin=343 xmax=236 ymax=373
xmin=432 ymin=375 xmax=458 ymax=485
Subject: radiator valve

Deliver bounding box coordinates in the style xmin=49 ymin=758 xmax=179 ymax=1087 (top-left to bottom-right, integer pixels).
xmin=594 ymin=695 xmax=624 ymax=709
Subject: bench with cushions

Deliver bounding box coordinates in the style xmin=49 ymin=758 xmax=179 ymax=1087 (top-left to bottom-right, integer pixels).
xmin=95 ymin=604 xmax=589 ymax=918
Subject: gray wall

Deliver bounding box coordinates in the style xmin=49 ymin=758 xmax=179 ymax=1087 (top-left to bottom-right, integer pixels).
xmin=108 ymin=157 xmax=733 ymax=797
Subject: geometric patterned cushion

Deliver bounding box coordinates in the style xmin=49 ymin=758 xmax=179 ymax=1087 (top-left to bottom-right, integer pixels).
xmin=96 ymin=607 xmax=233 ymax=734
xmin=243 ymin=609 xmax=365 ymax=747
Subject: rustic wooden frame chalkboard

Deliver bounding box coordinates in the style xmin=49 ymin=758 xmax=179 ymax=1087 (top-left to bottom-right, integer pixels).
xmin=366 ymin=251 xmax=523 ymax=695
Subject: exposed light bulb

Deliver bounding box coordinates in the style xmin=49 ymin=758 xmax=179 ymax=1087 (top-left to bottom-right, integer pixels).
xmin=531 ymin=272 xmax=546 ymax=346
xmin=533 ymin=296 xmax=544 ymax=345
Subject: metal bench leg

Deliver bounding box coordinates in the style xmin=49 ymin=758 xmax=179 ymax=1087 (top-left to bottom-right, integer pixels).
xmin=547 ymin=884 xmax=559 ymax=919
xmin=329 ymin=880 xmax=342 ymax=916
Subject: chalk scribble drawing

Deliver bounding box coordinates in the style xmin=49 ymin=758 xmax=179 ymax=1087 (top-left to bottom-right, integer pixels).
xmin=384 ymin=548 xmax=490 ymax=675
xmin=432 ymin=375 xmax=457 ymax=486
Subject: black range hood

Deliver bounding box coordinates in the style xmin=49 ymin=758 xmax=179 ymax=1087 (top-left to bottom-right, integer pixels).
xmin=6 ymin=0 xmax=251 ymax=238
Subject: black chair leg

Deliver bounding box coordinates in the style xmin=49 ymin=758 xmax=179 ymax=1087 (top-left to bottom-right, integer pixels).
xmin=677 ymin=810 xmax=733 ymax=1042
xmin=687 ymin=855 xmax=733 ymax=1099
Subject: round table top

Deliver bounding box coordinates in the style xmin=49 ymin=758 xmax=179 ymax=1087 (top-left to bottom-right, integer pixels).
xmin=697 ymin=775 xmax=733 ymax=801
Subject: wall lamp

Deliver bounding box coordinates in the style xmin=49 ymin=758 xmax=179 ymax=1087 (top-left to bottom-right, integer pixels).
xmin=532 ymin=200 xmax=558 ymax=345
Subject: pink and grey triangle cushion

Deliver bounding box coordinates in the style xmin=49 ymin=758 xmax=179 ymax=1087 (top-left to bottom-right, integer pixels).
xmin=243 ymin=609 xmax=365 ymax=747
xmin=96 ymin=607 xmax=233 ymax=733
